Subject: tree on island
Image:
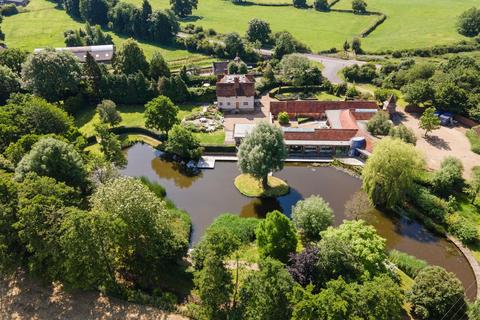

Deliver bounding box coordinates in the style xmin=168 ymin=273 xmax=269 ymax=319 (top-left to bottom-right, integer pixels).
xmin=362 ymin=137 xmax=425 ymax=208
xmin=145 ymin=95 xmax=179 ymax=135
xmin=237 ymin=122 xmax=288 ymax=189
xmin=419 ymin=107 xmax=440 ymax=137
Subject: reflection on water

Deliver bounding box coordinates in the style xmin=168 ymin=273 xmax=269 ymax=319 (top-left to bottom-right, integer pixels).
xmin=122 ymin=143 xmax=477 ymax=299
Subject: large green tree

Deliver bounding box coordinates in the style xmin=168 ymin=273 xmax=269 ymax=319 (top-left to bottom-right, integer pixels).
xmin=144 ymin=95 xmax=179 ymax=134
xmin=170 ymin=0 xmax=197 ymax=17
xmin=362 ymin=137 xmax=425 ymax=208
xmin=320 ymin=220 xmax=387 ymax=278
xmin=292 ymin=195 xmax=333 ymax=243
xmin=21 ymin=49 xmax=81 ymax=102
xmin=238 ymin=257 xmax=294 ymax=320
xmin=113 ymin=38 xmax=149 ymax=76
xmin=149 ymin=51 xmax=170 ymax=80
xmin=95 ymin=124 xmax=127 ymax=168
xmin=409 ymin=266 xmax=467 ymax=320
xmin=0 ymin=65 xmax=21 ymax=104
xmin=238 ymin=122 xmax=287 ymax=188
xmin=431 ymin=156 xmax=464 ymax=197
xmin=457 ymin=7 xmax=480 ymax=37
xmin=224 ymin=32 xmax=245 ymax=58
xmin=164 ymin=124 xmax=203 ymax=160
xmin=0 ymin=48 xmax=28 ymax=75
xmin=273 ymin=32 xmax=296 ymax=59
xmin=246 ymin=18 xmax=271 ymax=45
xmin=90 ymin=177 xmax=189 ymax=283
xmin=403 ymin=80 xmax=435 ymax=106
xmin=256 ymin=210 xmax=297 ymax=263
xmin=15 ymin=137 xmax=87 ymax=189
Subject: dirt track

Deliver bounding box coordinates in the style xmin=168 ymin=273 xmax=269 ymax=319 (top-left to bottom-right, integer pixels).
xmin=0 ymin=272 xmax=188 ymax=320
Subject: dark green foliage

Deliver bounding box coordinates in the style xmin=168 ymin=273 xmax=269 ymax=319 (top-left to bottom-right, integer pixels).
xmin=147 ymin=10 xmax=180 ymax=44
xmin=389 ymin=124 xmax=417 ymax=145
xmin=109 ymin=2 xmax=143 ymax=36
xmin=227 ymin=60 xmax=248 ymax=74
xmin=208 ymin=214 xmax=260 ymax=244
xmin=352 ymin=0 xmax=367 ymax=14
xmin=192 ymin=226 xmax=240 ymax=270
xmin=95 ymin=124 xmax=127 ymax=168
xmin=15 ymin=137 xmax=87 ymax=189
xmin=431 ymin=156 xmax=464 ymax=197
xmin=149 ymin=51 xmax=170 ymax=81
xmin=403 ymin=80 xmax=435 ymax=105
xmin=409 ymin=266 xmax=467 ymax=320
xmin=246 ymin=18 xmax=271 ymax=45
xmin=64 ymin=0 xmax=81 ymax=18
xmin=4 ymin=134 xmax=42 ymax=165
xmin=21 ymin=49 xmax=81 ymax=102
xmin=273 ymin=32 xmax=296 ymax=59
xmin=342 ymin=63 xmax=377 ymax=83
xmin=170 ymin=0 xmax=197 ymax=17
xmin=0 ymin=65 xmax=20 ymax=104
xmin=145 ymin=95 xmax=179 ymax=133
xmin=194 ymin=253 xmax=233 ymax=319
xmin=79 ymin=0 xmax=109 ymax=25
xmin=114 ymin=38 xmax=149 ymax=76
xmin=407 ymin=185 xmax=449 ymax=222
xmin=457 ymin=7 xmax=480 ymax=37
xmin=292 ymin=0 xmax=306 ymax=8
xmin=64 ymin=24 xmax=113 ymax=47
xmin=165 ymin=124 xmax=203 ymax=160
xmin=224 ymin=32 xmax=245 ymax=58
xmin=0 ymin=172 xmax=21 ymax=273
xmin=0 ymin=4 xmax=19 ymax=16
xmin=0 ymin=95 xmax=73 ymax=152
xmin=15 ymin=174 xmax=80 ymax=280
xmin=256 ymin=210 xmax=297 ymax=263
xmin=83 ymin=52 xmax=103 ymax=101
xmin=434 ymin=81 xmax=469 ymax=113
xmin=366 ymin=111 xmax=392 ymax=135
xmin=0 ymin=48 xmax=28 ymax=75
xmin=313 ymin=0 xmax=329 ymax=11
xmin=388 ymin=249 xmax=427 ymax=278
xmin=237 ymin=257 xmax=294 ymax=320
xmin=99 ymin=72 xmax=156 ymax=104
xmin=290 ymin=275 xmax=404 ymax=320
xmin=351 ymin=37 xmax=362 ymax=54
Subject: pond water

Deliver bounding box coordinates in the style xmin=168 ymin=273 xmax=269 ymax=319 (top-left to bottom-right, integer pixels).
xmin=122 ymin=143 xmax=477 ymax=299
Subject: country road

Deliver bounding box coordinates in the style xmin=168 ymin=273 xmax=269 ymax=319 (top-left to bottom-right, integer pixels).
xmin=177 ymin=34 xmax=371 ymax=83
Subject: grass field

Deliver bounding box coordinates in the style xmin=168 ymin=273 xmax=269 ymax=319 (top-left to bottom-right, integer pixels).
xmin=332 ymin=0 xmax=480 ymax=51
xmin=4 ymin=0 xmax=480 ymax=64
xmin=2 ymin=0 xmax=213 ymax=63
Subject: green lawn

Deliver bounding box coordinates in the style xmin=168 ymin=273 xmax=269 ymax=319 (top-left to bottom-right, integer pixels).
xmin=76 ymin=103 xmax=225 ymax=144
xmin=2 ymin=0 xmax=213 ymax=62
xmin=332 ymin=0 xmax=479 ymax=52
xmin=466 ymin=128 xmax=480 ymax=155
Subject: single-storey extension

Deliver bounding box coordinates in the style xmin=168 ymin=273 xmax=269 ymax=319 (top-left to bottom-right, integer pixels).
xmin=34 ymin=45 xmax=114 ymax=63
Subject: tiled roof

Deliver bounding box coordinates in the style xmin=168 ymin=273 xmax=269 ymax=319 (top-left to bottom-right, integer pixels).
xmin=216 ymin=74 xmax=255 ymax=97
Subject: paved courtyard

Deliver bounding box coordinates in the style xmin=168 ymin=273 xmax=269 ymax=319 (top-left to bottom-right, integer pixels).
xmin=399 ymin=111 xmax=480 ymax=179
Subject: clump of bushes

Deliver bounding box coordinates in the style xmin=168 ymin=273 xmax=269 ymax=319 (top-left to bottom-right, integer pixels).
xmin=0 ymin=4 xmax=19 ymax=16
xmin=408 ymin=186 xmax=450 ymax=222
xmin=447 ymin=213 xmax=478 ymax=244
xmin=278 ymin=112 xmax=290 ymax=125
xmin=366 ymin=111 xmax=392 ymax=135
xmin=389 ymin=125 xmax=417 ymax=145
xmin=389 ymin=249 xmax=428 ymax=278
xmin=342 ymin=64 xmax=377 ymax=83
xmin=208 ymin=213 xmax=260 ymax=243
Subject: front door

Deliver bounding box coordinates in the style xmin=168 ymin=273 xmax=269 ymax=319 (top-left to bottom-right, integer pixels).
xmin=236 ymin=101 xmax=240 ymax=110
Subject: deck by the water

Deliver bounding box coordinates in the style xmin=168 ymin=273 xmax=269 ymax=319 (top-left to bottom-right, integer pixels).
xmin=195 ymin=156 xmax=364 ymax=169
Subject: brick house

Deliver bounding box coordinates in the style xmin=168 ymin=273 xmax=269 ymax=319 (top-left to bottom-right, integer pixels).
xmin=216 ymin=74 xmax=255 ymax=112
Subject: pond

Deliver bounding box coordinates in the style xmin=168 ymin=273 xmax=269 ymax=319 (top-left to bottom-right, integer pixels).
xmin=122 ymin=143 xmax=477 ymax=299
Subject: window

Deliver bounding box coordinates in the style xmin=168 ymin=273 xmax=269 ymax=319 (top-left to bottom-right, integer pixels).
xmin=219 ymin=102 xmax=223 ymax=106
xmin=227 ymin=102 xmax=231 ymax=106
xmin=243 ymin=102 xmax=249 ymax=106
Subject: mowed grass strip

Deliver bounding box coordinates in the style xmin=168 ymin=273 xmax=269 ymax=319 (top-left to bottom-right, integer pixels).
xmin=332 ymin=0 xmax=479 ymax=51
xmin=2 ymin=0 xmax=212 ymax=62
